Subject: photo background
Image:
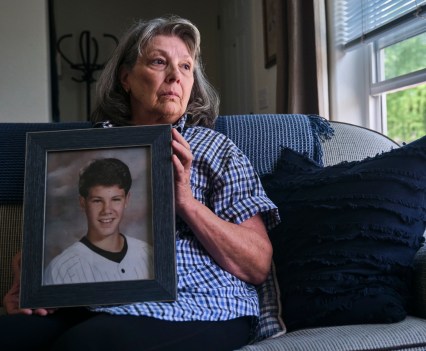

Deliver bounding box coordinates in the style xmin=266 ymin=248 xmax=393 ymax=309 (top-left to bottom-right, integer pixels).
xmin=43 ymin=146 xmax=153 ymax=267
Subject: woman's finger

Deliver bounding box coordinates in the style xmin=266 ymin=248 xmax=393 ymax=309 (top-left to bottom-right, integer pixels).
xmin=172 ymin=128 xmax=190 ymax=150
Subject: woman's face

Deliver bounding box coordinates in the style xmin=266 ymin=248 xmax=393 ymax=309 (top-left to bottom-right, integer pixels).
xmin=120 ymin=35 xmax=195 ymax=125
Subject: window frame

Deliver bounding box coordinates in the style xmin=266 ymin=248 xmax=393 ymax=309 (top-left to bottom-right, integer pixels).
xmin=369 ymin=19 xmax=426 ymax=135
xmin=327 ymin=0 xmax=426 ymax=134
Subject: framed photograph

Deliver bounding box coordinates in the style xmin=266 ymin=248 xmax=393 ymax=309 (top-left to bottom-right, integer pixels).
xmin=263 ymin=0 xmax=278 ymax=68
xmin=20 ymin=125 xmax=176 ymax=309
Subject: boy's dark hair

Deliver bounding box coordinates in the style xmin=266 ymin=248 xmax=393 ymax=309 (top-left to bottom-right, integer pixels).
xmin=79 ymin=158 xmax=132 ymax=197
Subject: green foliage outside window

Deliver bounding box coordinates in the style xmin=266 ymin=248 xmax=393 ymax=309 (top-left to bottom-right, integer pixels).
xmin=383 ymin=33 xmax=426 ymax=144
xmin=386 ymin=85 xmax=426 ymax=144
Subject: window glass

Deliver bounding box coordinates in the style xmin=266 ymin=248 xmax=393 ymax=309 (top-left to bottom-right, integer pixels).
xmin=385 ymin=83 xmax=426 ymax=144
xmin=381 ymin=32 xmax=426 ymax=81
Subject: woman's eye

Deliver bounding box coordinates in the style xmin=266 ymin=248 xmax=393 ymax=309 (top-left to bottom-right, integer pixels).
xmin=182 ymin=63 xmax=191 ymax=70
xmin=152 ymin=58 xmax=165 ymax=65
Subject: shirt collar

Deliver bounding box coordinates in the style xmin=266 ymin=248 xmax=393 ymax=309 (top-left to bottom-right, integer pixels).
xmin=173 ymin=114 xmax=188 ymax=133
xmin=95 ymin=114 xmax=188 ymax=131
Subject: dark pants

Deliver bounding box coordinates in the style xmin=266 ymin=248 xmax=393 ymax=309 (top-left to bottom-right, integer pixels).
xmin=0 ymin=308 xmax=251 ymax=351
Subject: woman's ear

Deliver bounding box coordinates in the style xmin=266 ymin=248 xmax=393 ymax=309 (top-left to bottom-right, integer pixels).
xmin=119 ymin=66 xmax=130 ymax=93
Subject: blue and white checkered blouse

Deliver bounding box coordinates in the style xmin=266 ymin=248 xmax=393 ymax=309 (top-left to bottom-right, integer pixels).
xmin=91 ymin=115 xmax=280 ymax=321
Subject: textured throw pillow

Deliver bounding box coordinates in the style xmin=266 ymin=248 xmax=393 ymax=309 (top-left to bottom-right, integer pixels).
xmin=261 ymin=136 xmax=426 ymax=331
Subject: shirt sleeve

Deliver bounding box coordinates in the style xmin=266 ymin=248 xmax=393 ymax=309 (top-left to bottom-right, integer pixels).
xmin=210 ymin=139 xmax=280 ymax=230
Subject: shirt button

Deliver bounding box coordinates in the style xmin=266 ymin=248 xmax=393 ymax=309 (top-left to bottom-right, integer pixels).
xmin=121 ymin=269 xmax=125 ymax=273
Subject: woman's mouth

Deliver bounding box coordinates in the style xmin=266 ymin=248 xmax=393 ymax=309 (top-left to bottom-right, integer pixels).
xmin=161 ymin=91 xmax=180 ymax=98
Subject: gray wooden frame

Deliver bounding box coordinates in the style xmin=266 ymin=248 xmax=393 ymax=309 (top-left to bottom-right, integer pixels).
xmin=20 ymin=125 xmax=176 ymax=309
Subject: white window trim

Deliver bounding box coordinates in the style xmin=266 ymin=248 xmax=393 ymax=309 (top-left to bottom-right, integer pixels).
xmin=371 ymin=68 xmax=426 ymax=96
xmin=327 ymin=0 xmax=426 ymax=134
xmin=370 ymin=19 xmax=426 ymax=135
xmin=327 ymin=0 xmax=372 ymax=128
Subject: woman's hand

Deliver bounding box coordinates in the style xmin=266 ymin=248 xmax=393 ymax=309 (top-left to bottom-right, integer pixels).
xmin=3 ymin=252 xmax=56 ymax=316
xmin=171 ymin=128 xmax=197 ymax=215
xmin=171 ymin=129 xmax=272 ymax=285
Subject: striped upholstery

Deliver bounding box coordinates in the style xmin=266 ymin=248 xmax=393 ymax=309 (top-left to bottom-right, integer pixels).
xmin=323 ymin=121 xmax=399 ymax=165
xmin=238 ymin=316 xmax=426 ymax=351
xmin=0 ymin=205 xmax=22 ymax=306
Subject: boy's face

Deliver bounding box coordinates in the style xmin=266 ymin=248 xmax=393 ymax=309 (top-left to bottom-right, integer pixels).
xmin=79 ymin=185 xmax=130 ymax=240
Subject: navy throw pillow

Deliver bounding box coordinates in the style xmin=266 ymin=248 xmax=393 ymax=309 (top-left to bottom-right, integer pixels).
xmin=261 ymin=136 xmax=426 ymax=331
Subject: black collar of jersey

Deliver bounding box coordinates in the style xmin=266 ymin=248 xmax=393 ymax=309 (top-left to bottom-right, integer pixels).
xmin=80 ymin=234 xmax=128 ymax=263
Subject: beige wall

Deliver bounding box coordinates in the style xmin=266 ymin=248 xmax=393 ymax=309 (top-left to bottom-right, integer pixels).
xmin=0 ymin=0 xmax=51 ymax=122
xmin=251 ymin=0 xmax=277 ymax=114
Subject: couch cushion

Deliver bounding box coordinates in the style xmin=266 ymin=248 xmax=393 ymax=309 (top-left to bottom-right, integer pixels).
xmin=237 ymin=316 xmax=426 ymax=351
xmin=261 ymin=136 xmax=426 ymax=331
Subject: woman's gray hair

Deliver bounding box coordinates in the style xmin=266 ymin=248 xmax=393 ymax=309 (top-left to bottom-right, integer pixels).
xmin=91 ymin=16 xmax=219 ymax=128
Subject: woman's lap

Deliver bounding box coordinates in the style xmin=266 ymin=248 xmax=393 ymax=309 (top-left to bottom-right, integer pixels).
xmin=0 ymin=308 xmax=92 ymax=351
xmin=0 ymin=309 xmax=251 ymax=351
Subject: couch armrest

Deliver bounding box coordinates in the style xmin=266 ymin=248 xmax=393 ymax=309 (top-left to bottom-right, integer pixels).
xmin=413 ymin=244 xmax=426 ymax=318
xmin=323 ymin=121 xmax=398 ymax=166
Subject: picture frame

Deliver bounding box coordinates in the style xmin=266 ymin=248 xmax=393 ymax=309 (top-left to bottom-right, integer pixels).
xmin=20 ymin=125 xmax=176 ymax=309
xmin=263 ymin=0 xmax=278 ymax=68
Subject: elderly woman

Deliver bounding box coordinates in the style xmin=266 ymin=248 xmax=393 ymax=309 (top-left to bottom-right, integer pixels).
xmin=1 ymin=16 xmax=279 ymax=351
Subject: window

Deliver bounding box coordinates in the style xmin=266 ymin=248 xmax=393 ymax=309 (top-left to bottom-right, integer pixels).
xmin=338 ymin=0 xmax=426 ymax=143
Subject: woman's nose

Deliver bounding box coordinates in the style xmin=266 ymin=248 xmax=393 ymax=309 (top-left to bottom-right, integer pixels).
xmin=166 ymin=63 xmax=181 ymax=83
